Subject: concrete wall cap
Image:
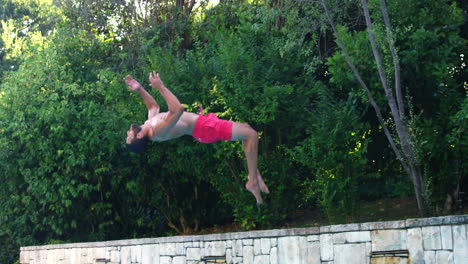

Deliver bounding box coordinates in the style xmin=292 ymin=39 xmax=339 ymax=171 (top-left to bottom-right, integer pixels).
xmin=20 ymin=215 xmax=468 ymax=251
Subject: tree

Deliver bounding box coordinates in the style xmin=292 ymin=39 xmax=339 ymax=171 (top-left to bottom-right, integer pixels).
xmin=0 ymin=0 xmax=62 ymax=77
xmin=319 ymin=0 xmax=467 ymax=216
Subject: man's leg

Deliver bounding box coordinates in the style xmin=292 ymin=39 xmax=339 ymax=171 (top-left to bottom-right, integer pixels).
xmin=231 ymin=122 xmax=269 ymax=204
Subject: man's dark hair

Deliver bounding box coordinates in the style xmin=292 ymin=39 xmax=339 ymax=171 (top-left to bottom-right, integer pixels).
xmin=126 ymin=137 xmax=149 ymax=154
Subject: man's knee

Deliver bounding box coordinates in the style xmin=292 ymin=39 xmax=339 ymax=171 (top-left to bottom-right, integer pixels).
xmin=232 ymin=122 xmax=258 ymax=141
xmin=244 ymin=124 xmax=258 ymax=140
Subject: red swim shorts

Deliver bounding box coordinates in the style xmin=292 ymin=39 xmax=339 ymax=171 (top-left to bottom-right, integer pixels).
xmin=192 ymin=113 xmax=233 ymax=143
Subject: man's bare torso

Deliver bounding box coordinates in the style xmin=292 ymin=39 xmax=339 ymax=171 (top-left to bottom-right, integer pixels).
xmin=146 ymin=112 xmax=199 ymax=141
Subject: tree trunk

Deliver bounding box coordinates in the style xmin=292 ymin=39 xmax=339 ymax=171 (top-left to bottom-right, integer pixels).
xmin=320 ymin=0 xmax=432 ymax=216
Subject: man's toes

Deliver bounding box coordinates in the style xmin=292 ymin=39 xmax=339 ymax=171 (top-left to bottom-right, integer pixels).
xmin=257 ymin=178 xmax=270 ymax=194
xmin=259 ymin=183 xmax=270 ymax=194
xmin=246 ymin=183 xmax=263 ymax=204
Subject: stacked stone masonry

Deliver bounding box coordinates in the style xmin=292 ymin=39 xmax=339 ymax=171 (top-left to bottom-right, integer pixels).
xmin=20 ymin=215 xmax=468 ymax=264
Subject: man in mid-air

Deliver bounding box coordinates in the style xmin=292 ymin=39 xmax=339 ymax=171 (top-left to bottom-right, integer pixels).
xmin=125 ymin=72 xmax=269 ymax=204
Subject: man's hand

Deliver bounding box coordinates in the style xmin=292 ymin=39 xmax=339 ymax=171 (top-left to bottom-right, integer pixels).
xmin=149 ymin=71 xmax=164 ymax=90
xmin=124 ymin=75 xmax=142 ymax=91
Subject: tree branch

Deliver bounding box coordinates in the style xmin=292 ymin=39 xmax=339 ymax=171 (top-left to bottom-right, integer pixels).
xmin=320 ymin=0 xmax=410 ymax=175
xmin=361 ymin=0 xmax=418 ymax=166
xmin=380 ymin=0 xmax=404 ymax=119
xmin=360 ymin=0 xmax=401 ymax=121
xmin=187 ymin=0 xmax=196 ymax=15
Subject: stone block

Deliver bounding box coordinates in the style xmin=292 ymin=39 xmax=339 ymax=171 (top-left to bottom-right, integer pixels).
xmin=173 ymin=255 xmax=185 ymax=264
xmin=407 ymin=228 xmax=424 ymax=264
xmin=254 ymin=239 xmax=261 ymax=255
xmin=93 ymin=247 xmax=107 ymax=260
xmin=130 ymin=245 xmax=142 ymax=263
xmin=46 ymin=249 xmax=62 ymax=263
xmin=109 ymin=247 xmax=120 ymax=263
xmin=226 ymin=240 xmax=232 ymax=249
xmin=278 ymin=236 xmax=308 ymax=264
xmin=254 ymin=255 xmax=270 ymax=264
xmin=204 ymin=241 xmax=226 ymax=257
xmin=232 ymin=257 xmax=243 ymax=264
xmin=234 ymin=240 xmax=243 ymax=257
xmin=175 ymin=242 xmax=185 ymax=255
xmin=334 ymin=243 xmax=367 ymax=264
xmin=82 ymin=248 xmax=94 ymax=264
xmin=120 ymin=247 xmax=131 ymax=264
xmin=159 ymin=256 xmax=172 ymax=264
xmin=361 ymin=220 xmax=405 ymax=230
xmin=69 ymin=248 xmax=82 ymax=264
xmin=333 ymin=231 xmax=371 ymax=244
xmin=365 ymin=242 xmax=372 ymax=259
xmin=183 ymin=242 xmax=193 ymax=248
xmin=453 ymin=224 xmax=468 ymax=264
xmin=423 ymin=250 xmax=435 ymax=264
xmin=371 ymin=229 xmax=407 ymax=251
xmin=307 ymin=235 xmax=319 ymax=242
xmin=260 ymin=238 xmax=271 ymax=254
xmin=93 ymin=248 xmax=102 ymax=261
xmin=329 ymin=223 xmax=361 ymax=233
xmin=306 ymin=241 xmax=320 ymax=264
xmin=226 ymin=249 xmax=232 ymax=264
xmin=32 ymin=249 xmax=40 ymax=263
xmin=270 ymin=247 xmax=278 ymax=264
xmin=186 ymin=248 xmax=201 ymax=260
xmin=160 ymin=242 xmax=176 ymax=256
xmin=243 ymin=239 xmax=253 ymax=246
xmin=440 ymin=225 xmax=453 ymax=250
xmin=271 ymin=238 xmax=277 ymax=247
xmin=436 ymin=250 xmax=453 ymax=264
xmin=422 ymin=226 xmax=442 ymax=250
xmin=141 ymin=244 xmax=160 ymax=264
xmin=320 ymin=234 xmax=333 ymax=261
xmin=243 ymin=246 xmax=254 ymax=264
xmin=320 ymin=225 xmax=333 ymax=233
xmin=19 ymin=250 xmax=28 ymax=264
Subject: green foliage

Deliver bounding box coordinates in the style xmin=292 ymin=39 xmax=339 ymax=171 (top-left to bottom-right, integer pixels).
xmin=138 ymin=1 xmax=323 ymax=229
xmin=326 ymin=0 xmax=466 ymax=208
xmin=388 ymin=0 xmax=466 ymax=205
xmin=292 ymin=83 xmax=373 ymax=221
xmin=0 ymin=27 xmax=137 ymax=261
xmin=0 ymin=0 xmax=466 ymax=262
xmin=0 ymin=0 xmax=62 ymax=77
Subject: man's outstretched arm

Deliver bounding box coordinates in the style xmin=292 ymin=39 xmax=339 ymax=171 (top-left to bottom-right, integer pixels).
xmin=149 ymin=72 xmax=184 ymax=134
xmin=124 ymin=75 xmax=160 ymax=119
xmin=149 ymin=72 xmax=184 ymax=114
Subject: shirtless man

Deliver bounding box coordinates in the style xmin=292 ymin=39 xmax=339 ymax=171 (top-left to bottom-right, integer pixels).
xmin=124 ymin=72 xmax=269 ymax=204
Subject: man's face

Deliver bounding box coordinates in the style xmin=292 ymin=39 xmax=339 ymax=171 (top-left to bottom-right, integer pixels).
xmin=126 ymin=124 xmax=142 ymax=144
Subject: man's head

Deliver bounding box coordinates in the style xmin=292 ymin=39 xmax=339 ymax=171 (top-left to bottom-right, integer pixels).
xmin=126 ymin=124 xmax=148 ymax=154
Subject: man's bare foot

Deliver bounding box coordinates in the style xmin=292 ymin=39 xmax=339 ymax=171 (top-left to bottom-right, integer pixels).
xmin=246 ymin=181 xmax=263 ymax=204
xmin=197 ymin=103 xmax=204 ymax=115
xmin=257 ymin=170 xmax=270 ymax=194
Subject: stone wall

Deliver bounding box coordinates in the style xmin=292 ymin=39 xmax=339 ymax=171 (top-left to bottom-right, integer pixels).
xmin=20 ymin=215 xmax=468 ymax=264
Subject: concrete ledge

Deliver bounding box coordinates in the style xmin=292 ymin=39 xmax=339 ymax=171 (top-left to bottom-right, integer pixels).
xmin=20 ymin=215 xmax=468 ymax=251
xmin=405 ymin=215 xmax=468 ymax=228
xmin=361 ymin=220 xmax=406 ymax=230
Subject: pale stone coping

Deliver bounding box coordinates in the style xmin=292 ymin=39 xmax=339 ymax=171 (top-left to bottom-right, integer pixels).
xmin=20 ymin=214 xmax=467 ymax=251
